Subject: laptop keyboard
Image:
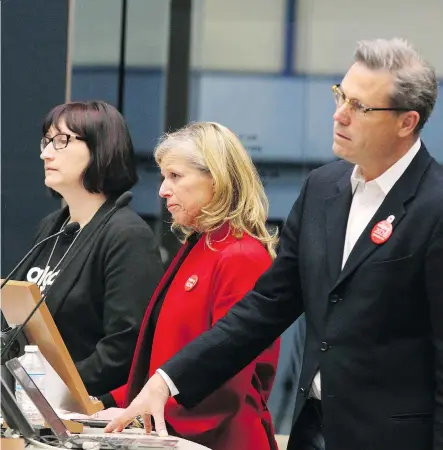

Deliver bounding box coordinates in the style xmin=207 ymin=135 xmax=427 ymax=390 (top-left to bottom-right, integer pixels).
xmin=69 ymin=435 xmax=178 ymax=449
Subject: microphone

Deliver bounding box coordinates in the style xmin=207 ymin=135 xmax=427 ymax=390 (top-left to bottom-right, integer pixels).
xmin=0 ymin=192 xmax=133 ymax=360
xmin=114 ymin=191 xmax=132 ymax=208
xmin=0 ymin=222 xmax=80 ymax=290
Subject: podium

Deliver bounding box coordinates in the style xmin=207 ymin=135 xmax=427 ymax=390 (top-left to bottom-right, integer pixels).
xmin=1 ymin=280 xmax=103 ymax=415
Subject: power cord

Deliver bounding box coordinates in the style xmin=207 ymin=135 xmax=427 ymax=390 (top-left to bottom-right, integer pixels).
xmin=25 ymin=437 xmax=65 ymax=449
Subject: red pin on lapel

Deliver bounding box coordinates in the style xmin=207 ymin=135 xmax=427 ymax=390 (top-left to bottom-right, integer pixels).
xmin=185 ymin=275 xmax=198 ymax=291
xmin=371 ymin=215 xmax=395 ymax=244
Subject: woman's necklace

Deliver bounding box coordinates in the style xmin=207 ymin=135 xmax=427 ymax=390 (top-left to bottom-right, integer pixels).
xmin=44 ymin=216 xmax=83 ymax=280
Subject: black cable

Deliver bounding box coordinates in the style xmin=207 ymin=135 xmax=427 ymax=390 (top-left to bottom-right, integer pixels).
xmin=116 ymin=0 xmax=128 ymax=114
xmin=38 ymin=435 xmax=70 ymax=448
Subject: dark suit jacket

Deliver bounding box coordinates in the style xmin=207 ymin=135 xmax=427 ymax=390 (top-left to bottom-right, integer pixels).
xmin=162 ymin=145 xmax=443 ymax=450
xmin=14 ymin=199 xmax=164 ymax=395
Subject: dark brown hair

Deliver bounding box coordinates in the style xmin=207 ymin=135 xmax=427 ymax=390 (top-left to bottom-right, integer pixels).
xmin=42 ymin=100 xmax=138 ymax=198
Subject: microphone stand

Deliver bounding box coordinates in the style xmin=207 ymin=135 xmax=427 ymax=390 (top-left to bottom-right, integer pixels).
xmin=1 ymin=327 xmax=28 ymax=395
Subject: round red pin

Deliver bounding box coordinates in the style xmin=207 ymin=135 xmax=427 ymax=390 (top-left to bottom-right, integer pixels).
xmin=185 ymin=275 xmax=198 ymax=291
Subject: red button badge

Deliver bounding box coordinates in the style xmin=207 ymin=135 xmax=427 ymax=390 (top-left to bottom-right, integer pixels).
xmin=185 ymin=275 xmax=198 ymax=291
xmin=371 ymin=215 xmax=395 ymax=245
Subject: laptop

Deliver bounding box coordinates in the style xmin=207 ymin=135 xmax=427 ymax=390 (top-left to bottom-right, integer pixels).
xmin=6 ymin=358 xmax=178 ymax=449
xmin=1 ymin=373 xmax=36 ymax=440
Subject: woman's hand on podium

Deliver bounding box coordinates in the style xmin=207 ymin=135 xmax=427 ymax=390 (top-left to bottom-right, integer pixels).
xmin=104 ymin=373 xmax=169 ymax=437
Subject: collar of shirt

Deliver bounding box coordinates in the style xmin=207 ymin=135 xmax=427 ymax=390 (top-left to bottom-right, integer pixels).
xmin=350 ymin=138 xmax=422 ymax=196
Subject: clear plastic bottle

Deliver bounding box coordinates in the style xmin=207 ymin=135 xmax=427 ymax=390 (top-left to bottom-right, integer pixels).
xmin=15 ymin=345 xmax=46 ymax=426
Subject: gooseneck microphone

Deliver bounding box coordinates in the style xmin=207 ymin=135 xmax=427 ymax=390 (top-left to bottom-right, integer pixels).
xmin=0 ymin=222 xmax=80 ymax=290
xmin=113 ymin=191 xmax=132 ymax=209
xmin=0 ymin=192 xmax=133 ymax=360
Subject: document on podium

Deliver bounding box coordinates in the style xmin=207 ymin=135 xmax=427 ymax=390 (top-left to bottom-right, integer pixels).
xmin=56 ymin=407 xmax=125 ymax=422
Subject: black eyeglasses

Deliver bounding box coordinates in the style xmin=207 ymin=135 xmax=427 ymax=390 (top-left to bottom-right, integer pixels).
xmin=332 ymin=84 xmax=413 ymax=115
xmin=40 ymin=133 xmax=87 ymax=152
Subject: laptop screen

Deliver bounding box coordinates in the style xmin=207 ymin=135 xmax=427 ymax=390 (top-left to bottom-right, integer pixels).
xmin=6 ymin=357 xmax=71 ymax=440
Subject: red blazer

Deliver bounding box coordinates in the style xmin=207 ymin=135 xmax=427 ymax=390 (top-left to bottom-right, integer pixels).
xmin=111 ymin=226 xmax=280 ymax=450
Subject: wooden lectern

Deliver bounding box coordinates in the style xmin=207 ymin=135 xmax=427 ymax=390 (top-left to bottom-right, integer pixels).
xmin=1 ymin=280 xmax=103 ymax=415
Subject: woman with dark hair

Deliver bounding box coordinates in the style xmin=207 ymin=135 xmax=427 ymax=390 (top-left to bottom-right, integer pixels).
xmin=14 ymin=100 xmax=164 ymax=396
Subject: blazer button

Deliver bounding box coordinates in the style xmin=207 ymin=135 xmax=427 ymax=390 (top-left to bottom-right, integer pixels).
xmin=299 ymin=387 xmax=308 ymax=397
xmin=320 ymin=341 xmax=329 ymax=352
xmin=329 ymin=294 xmax=342 ymax=304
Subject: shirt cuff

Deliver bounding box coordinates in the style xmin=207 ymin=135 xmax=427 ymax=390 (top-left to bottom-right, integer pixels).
xmin=156 ymin=369 xmax=179 ymax=397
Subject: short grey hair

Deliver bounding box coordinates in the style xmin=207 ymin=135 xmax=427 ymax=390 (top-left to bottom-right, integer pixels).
xmin=354 ymin=38 xmax=438 ymax=133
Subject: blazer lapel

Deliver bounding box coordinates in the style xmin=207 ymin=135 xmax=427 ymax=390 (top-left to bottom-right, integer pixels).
xmin=333 ymin=145 xmax=432 ymax=291
xmin=325 ymin=169 xmax=353 ymax=287
xmin=335 ymin=192 xmax=406 ymax=288
xmin=125 ymin=242 xmax=190 ymax=404
xmin=46 ymin=199 xmax=118 ymax=316
xmin=138 ymin=242 xmax=189 ymax=326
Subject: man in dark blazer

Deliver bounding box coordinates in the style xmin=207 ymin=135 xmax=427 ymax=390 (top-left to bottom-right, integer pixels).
xmin=106 ymin=38 xmax=443 ymax=450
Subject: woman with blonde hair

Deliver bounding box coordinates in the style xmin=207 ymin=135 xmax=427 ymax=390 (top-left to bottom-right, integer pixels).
xmin=102 ymin=122 xmax=280 ymax=450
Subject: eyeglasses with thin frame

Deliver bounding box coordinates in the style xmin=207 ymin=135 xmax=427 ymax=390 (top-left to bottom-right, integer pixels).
xmin=40 ymin=134 xmax=87 ymax=152
xmin=332 ymin=84 xmax=413 ymax=115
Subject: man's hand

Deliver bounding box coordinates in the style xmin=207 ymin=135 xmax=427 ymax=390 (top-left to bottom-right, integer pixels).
xmin=104 ymin=373 xmax=170 ymax=437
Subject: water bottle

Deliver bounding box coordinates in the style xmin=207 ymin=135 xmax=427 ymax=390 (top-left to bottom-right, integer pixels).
xmin=15 ymin=345 xmax=46 ymax=426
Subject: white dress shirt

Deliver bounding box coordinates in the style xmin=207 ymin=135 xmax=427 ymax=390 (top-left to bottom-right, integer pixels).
xmin=157 ymin=368 xmax=179 ymax=396
xmin=158 ymin=138 xmax=422 ymax=399
xmin=310 ymin=138 xmax=421 ymax=399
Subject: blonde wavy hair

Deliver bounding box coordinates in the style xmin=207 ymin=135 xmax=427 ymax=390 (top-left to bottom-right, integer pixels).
xmin=154 ymin=122 xmax=278 ymax=259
